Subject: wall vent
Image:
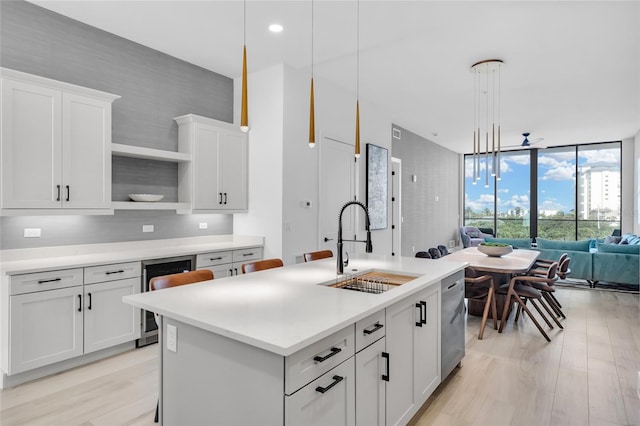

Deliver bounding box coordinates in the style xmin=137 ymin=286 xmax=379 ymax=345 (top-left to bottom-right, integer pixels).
xmin=392 ymin=128 xmax=401 ymax=139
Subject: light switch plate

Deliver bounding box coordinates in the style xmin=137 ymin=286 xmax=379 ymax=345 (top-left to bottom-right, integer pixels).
xmin=199 ymin=222 xmax=208 ymax=230
xmin=167 ymin=324 xmax=177 ymax=353
xmin=142 ymin=225 xmax=154 ymax=233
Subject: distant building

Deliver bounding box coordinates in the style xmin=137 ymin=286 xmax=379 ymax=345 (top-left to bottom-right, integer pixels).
xmin=578 ymin=166 xmax=621 ymax=220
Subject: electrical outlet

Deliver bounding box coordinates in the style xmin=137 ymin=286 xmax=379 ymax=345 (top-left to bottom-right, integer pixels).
xmin=449 ymin=240 xmax=455 ymax=248
xmin=24 ymin=228 xmax=41 ymax=238
xmin=199 ymin=222 xmax=208 ymax=230
xmin=142 ymin=225 xmax=154 ymax=233
xmin=167 ymin=324 xmax=177 ymax=353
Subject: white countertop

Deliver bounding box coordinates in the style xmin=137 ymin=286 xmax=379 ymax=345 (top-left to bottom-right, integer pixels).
xmin=0 ymin=235 xmax=264 ymax=275
xmin=123 ymin=254 xmax=467 ymax=356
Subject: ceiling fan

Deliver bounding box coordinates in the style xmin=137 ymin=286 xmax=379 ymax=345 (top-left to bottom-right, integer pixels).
xmin=503 ymin=132 xmax=545 ymax=150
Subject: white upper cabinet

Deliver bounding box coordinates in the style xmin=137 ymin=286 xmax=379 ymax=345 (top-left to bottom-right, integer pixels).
xmin=0 ymin=68 xmax=119 ymax=213
xmin=175 ymin=114 xmax=248 ymax=212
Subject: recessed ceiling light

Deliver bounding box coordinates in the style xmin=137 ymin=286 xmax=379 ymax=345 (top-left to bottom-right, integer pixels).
xmin=269 ymin=24 xmax=283 ymax=33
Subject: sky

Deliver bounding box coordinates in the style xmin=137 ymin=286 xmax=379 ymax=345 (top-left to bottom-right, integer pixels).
xmin=464 ymin=144 xmax=621 ymax=216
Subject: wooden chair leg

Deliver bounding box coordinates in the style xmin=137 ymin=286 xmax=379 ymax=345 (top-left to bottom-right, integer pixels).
xmin=478 ymin=291 xmax=493 ymax=340
xmin=549 ymin=291 xmax=563 ymax=308
xmin=543 ymin=292 xmax=565 ymax=319
xmin=498 ymin=291 xmax=513 ymax=333
xmin=489 ymin=287 xmax=498 ymax=330
xmin=529 ymin=299 xmax=554 ymax=329
xmin=512 ymin=295 xmax=551 ymax=342
xmin=539 ymin=297 xmax=564 ymax=329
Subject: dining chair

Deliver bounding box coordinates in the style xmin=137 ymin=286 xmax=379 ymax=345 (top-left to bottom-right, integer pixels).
xmin=437 ymin=245 xmax=449 ymax=257
xmin=527 ymin=260 xmax=566 ymax=319
xmin=534 ymin=252 xmax=568 ymax=270
xmin=149 ymin=269 xmax=214 ymax=423
xmin=415 ymin=251 xmax=432 ymax=259
xmin=428 ymin=248 xmax=442 ymax=259
xmin=464 ymin=268 xmax=498 ymax=339
xmin=303 ymin=250 xmax=333 ymax=262
xmin=241 ymin=258 xmax=284 ymax=273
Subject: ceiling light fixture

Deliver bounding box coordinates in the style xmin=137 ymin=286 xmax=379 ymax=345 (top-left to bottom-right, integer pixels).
xmin=471 ymin=59 xmax=503 ymax=186
xmin=269 ymin=24 xmax=283 ymax=33
xmin=240 ymin=0 xmax=249 ymax=132
xmin=308 ymin=0 xmax=315 ymax=148
xmin=354 ymin=0 xmax=361 ymax=159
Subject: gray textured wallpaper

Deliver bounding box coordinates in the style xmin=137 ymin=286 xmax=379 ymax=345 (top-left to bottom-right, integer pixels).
xmin=391 ymin=125 xmax=461 ymax=255
xmin=0 ymin=1 xmax=236 ymax=249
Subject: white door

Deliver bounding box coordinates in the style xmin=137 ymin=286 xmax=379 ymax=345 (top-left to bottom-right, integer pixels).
xmin=9 ymin=286 xmax=83 ymax=374
xmin=62 ymin=93 xmax=111 ymax=209
xmin=192 ymin=123 xmax=221 ymax=209
xmin=414 ymin=289 xmax=440 ymax=402
xmin=355 ymin=337 xmax=386 ymax=426
xmin=1 ymin=78 xmax=62 ymax=208
xmin=319 ymin=136 xmax=356 ymax=257
xmin=391 ymin=158 xmax=402 ymax=256
xmin=219 ymin=130 xmax=248 ymax=210
xmin=84 ymin=277 xmax=140 ymax=354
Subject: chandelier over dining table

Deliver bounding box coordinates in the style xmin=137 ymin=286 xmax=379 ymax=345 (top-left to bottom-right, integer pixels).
xmin=471 ymin=59 xmax=503 ymax=186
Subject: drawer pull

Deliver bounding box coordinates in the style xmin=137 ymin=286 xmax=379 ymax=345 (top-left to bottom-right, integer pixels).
xmin=242 ymin=252 xmax=255 ymax=257
xmin=363 ymin=322 xmax=384 ymax=335
xmin=315 ymin=375 xmax=343 ymax=394
xmin=38 ymin=277 xmax=62 ymax=284
xmin=382 ymin=352 xmax=390 ymax=382
xmin=313 ymin=347 xmax=341 ymax=363
xmin=209 ymin=257 xmax=224 ymax=261
xmin=105 ymin=270 xmax=125 ymax=275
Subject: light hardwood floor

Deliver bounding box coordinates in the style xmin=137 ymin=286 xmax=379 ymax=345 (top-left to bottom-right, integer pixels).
xmin=1 ymin=287 xmax=638 ymax=426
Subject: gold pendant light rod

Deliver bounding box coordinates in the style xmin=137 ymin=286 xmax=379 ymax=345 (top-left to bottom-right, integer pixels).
xmin=309 ymin=0 xmax=315 ymax=148
xmin=240 ymin=0 xmax=249 ymax=132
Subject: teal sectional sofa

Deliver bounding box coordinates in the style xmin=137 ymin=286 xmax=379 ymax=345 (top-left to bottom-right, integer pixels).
xmin=483 ymin=235 xmax=640 ymax=288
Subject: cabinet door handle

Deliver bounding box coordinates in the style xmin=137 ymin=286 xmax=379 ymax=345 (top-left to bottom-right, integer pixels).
xmin=38 ymin=277 xmax=62 ymax=284
xmin=219 ymin=193 xmax=223 ymax=205
xmin=324 ymin=237 xmax=333 ymax=242
xmin=88 ymin=293 xmax=92 ymax=310
xmin=382 ymin=352 xmax=390 ymax=382
xmin=421 ymin=300 xmax=427 ymax=325
xmin=363 ymin=322 xmax=384 ymax=335
xmin=234 ymin=268 xmax=238 ymax=275
xmin=66 ymin=185 xmax=70 ymax=202
xmin=415 ymin=303 xmax=423 ymax=327
xmin=105 ymin=270 xmax=125 ymax=275
xmin=223 ymin=192 xmax=228 ymax=205
xmin=56 ymin=185 xmax=61 ymax=201
xmin=315 ymin=375 xmax=344 ymax=394
xmin=229 ymin=269 xmax=233 ymax=276
xmin=77 ymin=294 xmax=82 ymax=312
xmin=313 ymin=347 xmax=341 ymax=363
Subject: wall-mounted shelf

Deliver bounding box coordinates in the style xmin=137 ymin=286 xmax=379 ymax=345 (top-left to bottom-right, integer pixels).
xmin=112 ymin=143 xmax=191 ymax=163
xmin=112 ymin=201 xmax=191 ymax=214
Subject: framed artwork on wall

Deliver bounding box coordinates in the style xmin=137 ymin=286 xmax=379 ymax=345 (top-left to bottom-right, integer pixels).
xmin=366 ymin=143 xmax=388 ymax=230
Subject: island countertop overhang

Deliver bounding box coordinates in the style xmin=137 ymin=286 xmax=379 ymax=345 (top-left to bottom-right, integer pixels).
xmin=123 ymin=254 xmax=467 ymax=356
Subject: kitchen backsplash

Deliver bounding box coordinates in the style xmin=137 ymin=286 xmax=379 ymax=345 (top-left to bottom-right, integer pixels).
xmin=0 ymin=212 xmax=233 ymax=250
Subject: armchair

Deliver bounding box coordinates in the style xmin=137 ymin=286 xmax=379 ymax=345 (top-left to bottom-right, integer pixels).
xmin=460 ymin=226 xmax=494 ymax=248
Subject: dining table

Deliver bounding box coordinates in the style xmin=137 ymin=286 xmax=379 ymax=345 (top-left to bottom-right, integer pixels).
xmin=443 ymin=246 xmax=541 ymax=329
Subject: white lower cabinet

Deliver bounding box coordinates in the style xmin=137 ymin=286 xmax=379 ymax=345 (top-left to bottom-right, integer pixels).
xmin=385 ymin=285 xmax=440 ymax=426
xmin=355 ymin=337 xmax=386 ymax=426
xmin=285 ymin=357 xmax=356 ymax=426
xmin=196 ymin=247 xmax=263 ymax=277
xmin=83 ymin=277 xmax=140 ymax=353
xmin=7 ymin=263 xmax=141 ymax=375
xmin=9 ymin=286 xmax=83 ymax=374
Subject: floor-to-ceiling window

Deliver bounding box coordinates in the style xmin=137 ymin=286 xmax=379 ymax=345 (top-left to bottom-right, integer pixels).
xmin=463 ymin=141 xmax=621 ymax=240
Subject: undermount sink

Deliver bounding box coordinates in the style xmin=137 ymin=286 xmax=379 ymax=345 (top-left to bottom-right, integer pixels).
xmin=324 ymin=270 xmax=418 ymax=294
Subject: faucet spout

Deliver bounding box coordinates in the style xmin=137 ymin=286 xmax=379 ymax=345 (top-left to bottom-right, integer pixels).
xmin=337 ymin=200 xmax=373 ymax=275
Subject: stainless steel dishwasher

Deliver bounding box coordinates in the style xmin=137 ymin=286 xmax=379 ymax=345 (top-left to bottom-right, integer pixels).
xmin=441 ymin=270 xmax=465 ymax=378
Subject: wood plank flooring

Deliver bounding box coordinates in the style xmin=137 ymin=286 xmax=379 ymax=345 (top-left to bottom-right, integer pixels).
xmin=0 ymin=287 xmax=638 ymax=426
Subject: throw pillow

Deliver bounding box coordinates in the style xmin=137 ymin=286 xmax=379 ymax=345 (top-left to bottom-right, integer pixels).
xmin=467 ymin=230 xmax=479 ymax=238
xmin=604 ymin=235 xmax=622 ymax=245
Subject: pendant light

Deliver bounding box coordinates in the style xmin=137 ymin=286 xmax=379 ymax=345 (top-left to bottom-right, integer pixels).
xmin=471 ymin=59 xmax=503 ymax=186
xmin=354 ymin=0 xmax=360 ymax=159
xmin=308 ymin=0 xmax=316 ymax=148
xmin=240 ymin=0 xmax=249 ymax=132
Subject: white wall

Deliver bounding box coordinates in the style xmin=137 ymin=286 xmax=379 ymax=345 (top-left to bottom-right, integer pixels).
xmin=635 ymin=131 xmax=640 ymax=235
xmin=234 ymin=62 xmax=393 ymax=265
xmin=233 ymin=65 xmax=284 ymax=260
xmin=622 ymin=137 xmax=635 ymax=235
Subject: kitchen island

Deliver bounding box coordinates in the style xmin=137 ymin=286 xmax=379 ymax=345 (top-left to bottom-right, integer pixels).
xmin=123 ymin=254 xmax=467 ymax=426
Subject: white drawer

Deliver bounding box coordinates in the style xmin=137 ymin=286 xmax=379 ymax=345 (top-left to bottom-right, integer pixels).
xmin=355 ymin=309 xmax=386 ymax=353
xmin=196 ymin=251 xmax=233 ymax=268
xmin=10 ymin=268 xmax=83 ymax=295
xmin=84 ymin=262 xmax=141 ymax=284
xmin=285 ymin=325 xmax=354 ymax=395
xmin=232 ymin=247 xmax=263 ymax=263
